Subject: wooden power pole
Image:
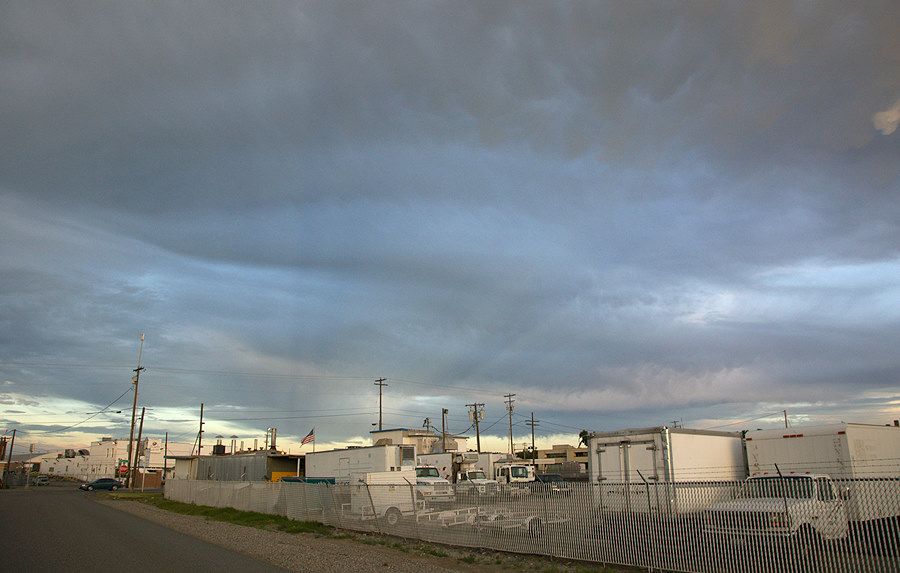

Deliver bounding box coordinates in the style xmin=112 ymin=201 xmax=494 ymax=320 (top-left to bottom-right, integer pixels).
xmin=467 ymin=403 xmax=484 ymax=453
xmin=504 ymin=393 xmax=515 ymax=455
xmin=126 ymin=333 xmax=144 ymax=488
xmin=374 ymin=378 xmax=388 ymax=431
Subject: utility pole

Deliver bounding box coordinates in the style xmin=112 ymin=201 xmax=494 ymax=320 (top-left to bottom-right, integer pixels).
xmin=504 ymin=393 xmax=516 ymax=456
xmin=3 ymin=429 xmax=15 ymax=488
xmin=131 ymin=407 xmax=145 ymax=491
xmin=526 ymin=413 xmax=539 ymax=466
xmin=126 ymin=333 xmax=145 ymax=488
xmin=197 ymin=403 xmax=204 ymax=455
xmin=467 ymin=403 xmax=484 ymax=453
xmin=374 ymin=378 xmax=388 ymax=431
xmin=442 ymin=409 xmax=448 ymax=452
xmin=784 ymin=410 xmax=788 ymax=429
xmin=164 ymin=432 xmax=168 ymax=481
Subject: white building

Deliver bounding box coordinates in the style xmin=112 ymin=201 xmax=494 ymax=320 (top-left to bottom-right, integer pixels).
xmin=39 ymin=437 xmax=193 ymax=481
xmin=371 ymin=428 xmax=467 ymax=455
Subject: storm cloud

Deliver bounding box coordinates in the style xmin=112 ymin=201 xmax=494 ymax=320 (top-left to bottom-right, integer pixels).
xmin=1 ymin=1 xmax=899 ymax=453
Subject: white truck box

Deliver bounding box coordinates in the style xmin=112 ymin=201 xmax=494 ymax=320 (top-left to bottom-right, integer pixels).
xmin=745 ymin=423 xmax=900 ymax=522
xmin=587 ymin=427 xmax=747 ymax=514
xmin=305 ymin=444 xmax=416 ymax=484
xmin=347 ymin=470 xmax=419 ymax=526
xmin=746 ymin=423 xmax=900 ymax=479
xmin=471 ymin=452 xmax=515 ymax=475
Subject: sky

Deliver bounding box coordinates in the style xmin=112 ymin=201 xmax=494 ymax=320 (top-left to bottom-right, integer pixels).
xmin=2 ymin=2 xmax=899 ymax=457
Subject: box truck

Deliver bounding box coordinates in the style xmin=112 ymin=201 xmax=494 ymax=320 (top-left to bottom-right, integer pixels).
xmin=704 ymin=423 xmax=900 ymax=542
xmin=586 ymin=427 xmax=747 ymax=514
xmin=460 ymin=452 xmax=535 ymax=494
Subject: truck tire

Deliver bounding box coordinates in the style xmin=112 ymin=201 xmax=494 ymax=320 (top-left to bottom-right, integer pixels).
xmin=526 ymin=516 xmax=543 ymax=537
xmin=384 ymin=507 xmax=402 ymax=528
xmin=795 ymin=525 xmax=822 ymax=555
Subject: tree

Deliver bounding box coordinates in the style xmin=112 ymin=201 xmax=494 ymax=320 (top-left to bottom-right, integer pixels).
xmin=578 ymin=430 xmax=589 ymax=447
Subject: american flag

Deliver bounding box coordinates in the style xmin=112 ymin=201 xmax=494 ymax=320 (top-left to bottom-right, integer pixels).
xmin=301 ymin=428 xmax=315 ymax=445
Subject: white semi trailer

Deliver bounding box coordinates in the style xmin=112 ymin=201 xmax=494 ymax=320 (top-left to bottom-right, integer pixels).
xmin=586 ymin=426 xmax=747 ymax=514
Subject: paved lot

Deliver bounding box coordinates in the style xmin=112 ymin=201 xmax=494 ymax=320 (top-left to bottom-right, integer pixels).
xmin=0 ymin=485 xmax=287 ymax=572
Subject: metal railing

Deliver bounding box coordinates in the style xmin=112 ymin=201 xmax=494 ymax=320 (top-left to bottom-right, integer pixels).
xmin=164 ymin=478 xmax=900 ymax=572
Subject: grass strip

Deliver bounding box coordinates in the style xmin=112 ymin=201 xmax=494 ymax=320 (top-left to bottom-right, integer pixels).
xmin=106 ymin=492 xmax=333 ymax=536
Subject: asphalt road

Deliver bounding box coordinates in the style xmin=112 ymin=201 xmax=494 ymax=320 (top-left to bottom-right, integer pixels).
xmin=0 ymin=483 xmax=289 ymax=572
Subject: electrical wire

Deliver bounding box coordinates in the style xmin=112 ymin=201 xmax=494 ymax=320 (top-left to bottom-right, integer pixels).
xmin=30 ymin=385 xmax=133 ymax=434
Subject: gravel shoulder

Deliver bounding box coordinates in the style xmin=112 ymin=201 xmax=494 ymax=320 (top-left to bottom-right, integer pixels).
xmin=96 ymin=497 xmax=611 ymax=572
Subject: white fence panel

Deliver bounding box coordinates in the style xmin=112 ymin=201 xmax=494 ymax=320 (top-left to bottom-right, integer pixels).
xmin=163 ymin=478 xmax=900 ymax=573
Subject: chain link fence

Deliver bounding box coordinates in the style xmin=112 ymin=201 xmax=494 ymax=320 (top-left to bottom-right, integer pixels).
xmin=164 ymin=478 xmax=900 ymax=572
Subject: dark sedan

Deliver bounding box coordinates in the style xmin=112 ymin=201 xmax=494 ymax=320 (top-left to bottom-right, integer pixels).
xmin=79 ymin=478 xmax=124 ymax=491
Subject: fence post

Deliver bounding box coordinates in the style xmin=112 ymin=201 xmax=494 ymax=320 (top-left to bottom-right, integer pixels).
xmin=637 ymin=470 xmax=654 ymax=573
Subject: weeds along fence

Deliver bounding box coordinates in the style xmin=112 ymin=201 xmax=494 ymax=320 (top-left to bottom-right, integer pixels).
xmin=164 ymin=479 xmax=900 ymax=573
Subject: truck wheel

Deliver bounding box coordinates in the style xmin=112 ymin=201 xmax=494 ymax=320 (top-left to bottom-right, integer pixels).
xmin=526 ymin=517 xmax=543 ymax=537
xmin=795 ymin=525 xmax=822 ymax=555
xmin=385 ymin=508 xmax=402 ymax=528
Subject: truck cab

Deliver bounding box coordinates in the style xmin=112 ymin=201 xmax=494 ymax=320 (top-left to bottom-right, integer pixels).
xmin=703 ymin=473 xmax=849 ymax=541
xmin=495 ymin=463 xmax=535 ymax=495
xmin=414 ymin=465 xmax=455 ymax=504
xmin=455 ymin=469 xmax=500 ymax=498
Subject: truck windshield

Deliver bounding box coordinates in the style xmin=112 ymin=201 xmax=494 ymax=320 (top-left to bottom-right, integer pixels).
xmin=509 ymin=466 xmax=529 ymax=478
xmin=468 ymin=470 xmax=486 ymax=480
xmin=416 ymin=467 xmax=439 ymax=478
xmin=740 ymin=477 xmax=814 ymax=499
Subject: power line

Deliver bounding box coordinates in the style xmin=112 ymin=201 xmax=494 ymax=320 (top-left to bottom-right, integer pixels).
xmin=30 ymin=385 xmax=133 ymax=434
xmin=703 ymin=412 xmax=786 ymax=430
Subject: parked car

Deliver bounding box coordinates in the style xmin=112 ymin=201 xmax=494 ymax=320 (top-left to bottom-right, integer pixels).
xmin=79 ymin=478 xmax=124 ymax=491
xmin=32 ymin=475 xmax=50 ymax=486
xmin=534 ymin=473 xmax=571 ymax=495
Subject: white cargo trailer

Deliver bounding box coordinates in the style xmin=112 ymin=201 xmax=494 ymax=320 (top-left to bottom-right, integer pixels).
xmin=586 ymin=427 xmax=747 ymax=514
xmin=305 ymin=444 xmax=417 ymax=485
xmin=344 ymin=469 xmax=420 ymax=527
xmin=745 ymin=423 xmax=900 ymax=480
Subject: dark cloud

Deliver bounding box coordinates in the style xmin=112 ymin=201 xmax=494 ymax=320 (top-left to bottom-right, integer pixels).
xmin=2 ymin=2 xmax=899 ymax=451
